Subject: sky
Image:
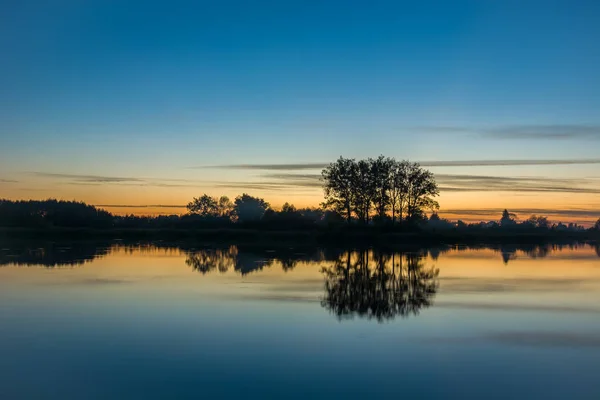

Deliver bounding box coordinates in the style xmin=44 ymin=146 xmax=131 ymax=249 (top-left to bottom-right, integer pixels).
xmin=1 ymin=0 xmax=599 ymax=224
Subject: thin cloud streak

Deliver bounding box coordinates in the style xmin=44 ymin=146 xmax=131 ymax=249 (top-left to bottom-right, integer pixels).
xmin=31 ymin=172 xmax=208 ymax=188
xmin=97 ymin=204 xmax=187 ymax=208
xmin=0 ymin=179 xmax=18 ymax=183
xmin=258 ymin=172 xmax=600 ymax=194
xmin=418 ymin=124 xmax=600 ymax=140
xmin=442 ymin=208 xmax=600 ymax=218
xmin=199 ymin=158 xmax=600 ymax=170
xmin=33 ymin=172 xmax=146 ymax=183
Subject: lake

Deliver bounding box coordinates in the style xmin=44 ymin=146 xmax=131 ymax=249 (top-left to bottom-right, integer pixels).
xmin=1 ymin=241 xmax=599 ymax=399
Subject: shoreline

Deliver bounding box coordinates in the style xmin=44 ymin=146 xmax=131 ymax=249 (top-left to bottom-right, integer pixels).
xmin=1 ymin=227 xmax=597 ymax=246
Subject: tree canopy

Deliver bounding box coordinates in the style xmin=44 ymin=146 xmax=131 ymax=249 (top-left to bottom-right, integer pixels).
xmin=321 ymin=156 xmax=439 ymax=224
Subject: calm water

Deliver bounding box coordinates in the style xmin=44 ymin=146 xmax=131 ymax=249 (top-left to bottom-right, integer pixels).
xmin=1 ymin=242 xmax=600 ymax=399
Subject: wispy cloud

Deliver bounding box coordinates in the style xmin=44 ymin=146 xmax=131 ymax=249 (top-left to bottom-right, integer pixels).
xmin=255 ymin=172 xmax=600 ymax=194
xmin=97 ymin=204 xmax=187 ymax=208
xmin=31 ymin=172 xmax=206 ymax=188
xmin=197 ymin=158 xmax=600 ymax=170
xmin=0 ymin=179 xmax=18 ymax=183
xmin=442 ymin=208 xmax=600 ymax=218
xmin=33 ymin=172 xmax=146 ymax=183
xmin=421 ymin=159 xmax=600 ymax=167
xmin=435 ymin=301 xmax=600 ymax=315
xmin=436 ymin=174 xmax=600 ymax=194
xmin=418 ymin=124 xmax=600 ymax=140
xmin=424 ymin=331 xmax=600 ymax=348
xmin=479 ymin=331 xmax=600 ymax=348
xmin=196 ymin=163 xmax=328 ymax=170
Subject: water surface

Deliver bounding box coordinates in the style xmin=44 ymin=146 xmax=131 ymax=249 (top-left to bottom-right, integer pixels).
xmin=1 ymin=242 xmax=599 ymax=399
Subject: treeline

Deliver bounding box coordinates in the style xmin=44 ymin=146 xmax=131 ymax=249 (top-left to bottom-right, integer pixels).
xmin=429 ymin=209 xmax=594 ymax=232
xmin=0 ymin=199 xmax=113 ymax=228
xmin=0 ymin=197 xmax=333 ymax=230
xmin=0 ymin=152 xmax=599 ymax=232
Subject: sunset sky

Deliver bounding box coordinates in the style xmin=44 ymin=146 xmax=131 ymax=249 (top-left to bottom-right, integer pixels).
xmin=1 ymin=1 xmax=599 ymax=224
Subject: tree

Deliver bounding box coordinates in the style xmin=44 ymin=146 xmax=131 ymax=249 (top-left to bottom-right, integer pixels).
xmin=405 ymin=162 xmax=439 ymax=222
xmin=322 ymin=157 xmax=440 ymax=226
xmin=234 ymin=194 xmax=270 ymax=222
xmin=281 ymin=202 xmax=297 ymax=213
xmin=594 ymin=218 xmax=600 ymax=231
xmin=352 ymin=159 xmax=376 ymax=224
xmin=527 ymin=215 xmax=549 ymax=229
xmin=500 ymin=209 xmax=517 ymax=227
xmin=187 ymin=194 xmax=219 ymax=217
xmin=217 ymin=196 xmax=234 ymax=218
xmin=389 ymin=160 xmax=409 ymax=224
xmin=321 ymin=157 xmax=358 ymax=223
xmin=370 ymin=155 xmax=394 ymax=223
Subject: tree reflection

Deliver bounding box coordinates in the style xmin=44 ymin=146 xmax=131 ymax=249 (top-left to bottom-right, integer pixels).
xmin=321 ymin=250 xmax=439 ymax=322
xmin=184 ymin=246 xmax=330 ymax=275
xmin=185 ymin=246 xmax=238 ymax=274
xmin=0 ymin=241 xmax=111 ymax=267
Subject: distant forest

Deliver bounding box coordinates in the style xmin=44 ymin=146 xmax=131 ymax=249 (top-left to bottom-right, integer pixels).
xmin=0 ymin=156 xmax=598 ymax=232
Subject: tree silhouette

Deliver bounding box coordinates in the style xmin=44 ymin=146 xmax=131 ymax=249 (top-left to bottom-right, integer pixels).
xmin=389 ymin=160 xmax=409 ymax=223
xmin=281 ymin=202 xmax=297 ymax=213
xmin=217 ymin=196 xmax=234 ymax=218
xmin=405 ymin=162 xmax=439 ymax=222
xmin=321 ymin=156 xmax=357 ymax=223
xmin=0 ymin=199 xmax=113 ymax=228
xmin=233 ymin=194 xmax=270 ymax=222
xmin=321 ymin=250 xmax=439 ymax=322
xmin=500 ymin=209 xmax=517 ymax=227
xmin=370 ymin=156 xmax=394 ymax=222
xmin=321 ymin=157 xmax=439 ymax=225
xmin=187 ymin=194 xmax=219 ymax=217
xmin=526 ymin=215 xmax=550 ymax=229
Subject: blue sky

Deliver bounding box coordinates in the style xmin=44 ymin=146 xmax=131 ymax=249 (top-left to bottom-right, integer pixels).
xmin=1 ymin=0 xmax=599 ymax=221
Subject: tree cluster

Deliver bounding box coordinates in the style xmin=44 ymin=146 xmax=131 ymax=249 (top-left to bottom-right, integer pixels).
xmin=321 ymin=156 xmax=439 ymax=225
xmin=0 ymin=199 xmax=113 ymax=228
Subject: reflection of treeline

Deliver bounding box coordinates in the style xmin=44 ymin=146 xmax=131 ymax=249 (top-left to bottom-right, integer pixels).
xmin=184 ymin=246 xmax=331 ymax=275
xmin=1 ymin=240 xmax=598 ymax=268
xmin=0 ymin=240 xmax=112 ymax=267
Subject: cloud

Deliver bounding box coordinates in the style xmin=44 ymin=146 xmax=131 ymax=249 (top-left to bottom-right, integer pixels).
xmin=33 ymin=172 xmax=146 ymax=183
xmin=262 ymin=173 xmax=322 ymax=181
xmin=255 ymin=172 xmax=600 ymax=194
xmin=31 ymin=172 xmax=207 ymax=188
xmin=442 ymin=208 xmax=600 ymax=218
xmin=0 ymin=179 xmax=18 ymax=183
xmin=423 ymin=159 xmax=600 ymax=167
xmin=215 ymin=183 xmax=289 ymax=191
xmin=436 ymin=174 xmax=600 ymax=194
xmin=97 ymin=204 xmax=187 ymax=208
xmin=198 ymin=158 xmax=600 ymax=170
xmin=486 ymin=125 xmax=600 ymax=140
xmin=424 ymin=331 xmax=600 ymax=348
xmin=439 ymin=277 xmax=590 ymax=294
xmin=198 ymin=163 xmax=328 ymax=170
xmin=418 ymin=124 xmax=600 ymax=140
xmin=435 ymin=301 xmax=600 ymax=315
